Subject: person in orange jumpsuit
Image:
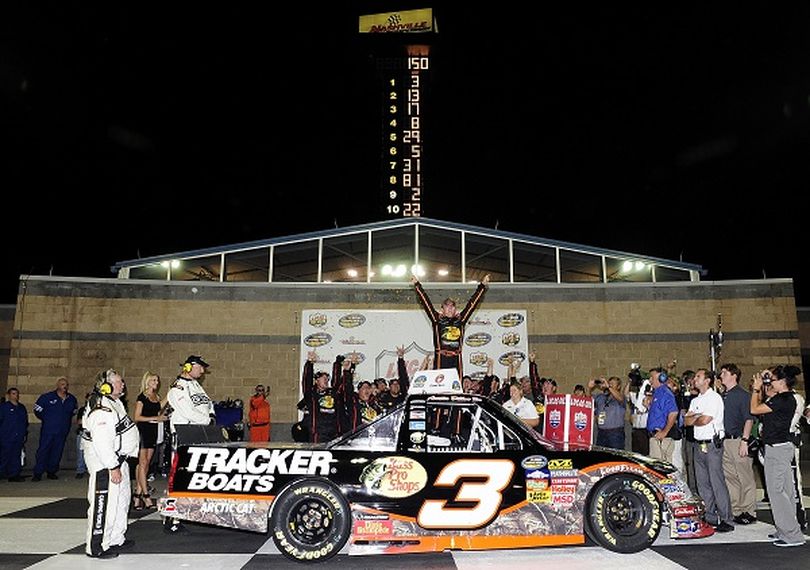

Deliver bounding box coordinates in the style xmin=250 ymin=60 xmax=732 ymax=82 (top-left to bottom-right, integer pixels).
xmin=248 ymin=385 xmax=271 ymax=442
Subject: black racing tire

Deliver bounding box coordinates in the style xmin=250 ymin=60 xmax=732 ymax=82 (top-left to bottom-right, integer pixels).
xmin=585 ymin=473 xmax=662 ymax=553
xmin=270 ymin=478 xmax=351 ymax=563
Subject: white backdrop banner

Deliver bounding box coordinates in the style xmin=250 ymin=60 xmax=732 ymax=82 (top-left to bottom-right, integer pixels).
xmin=299 ymin=309 xmax=528 ymax=385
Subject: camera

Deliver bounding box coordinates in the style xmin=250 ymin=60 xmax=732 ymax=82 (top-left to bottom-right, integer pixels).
xmin=762 ymin=372 xmax=772 ymax=384
xmin=628 ymin=363 xmax=645 ymax=388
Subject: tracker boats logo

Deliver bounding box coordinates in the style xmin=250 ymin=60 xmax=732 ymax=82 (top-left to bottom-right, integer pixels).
xmin=183 ymin=448 xmax=335 ymax=494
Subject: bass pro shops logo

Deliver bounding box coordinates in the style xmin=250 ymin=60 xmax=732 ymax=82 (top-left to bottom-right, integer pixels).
xmin=184 ymin=448 xmax=334 ymax=494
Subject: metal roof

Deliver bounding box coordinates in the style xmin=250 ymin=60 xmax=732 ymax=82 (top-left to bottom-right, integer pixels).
xmin=111 ymin=217 xmax=702 ymax=273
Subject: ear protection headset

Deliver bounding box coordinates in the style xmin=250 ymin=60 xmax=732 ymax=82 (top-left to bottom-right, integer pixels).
xmin=97 ymin=368 xmax=116 ymax=396
xmin=183 ymin=362 xmax=193 ymax=373
xmin=659 ymin=371 xmax=668 ymax=383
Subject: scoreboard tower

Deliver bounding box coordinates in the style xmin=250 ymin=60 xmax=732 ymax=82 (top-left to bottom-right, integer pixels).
xmin=359 ymin=8 xmax=435 ymax=219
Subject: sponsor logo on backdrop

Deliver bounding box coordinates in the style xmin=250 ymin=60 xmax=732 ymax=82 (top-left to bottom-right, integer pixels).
xmin=469 ymin=352 xmax=488 ymax=367
xmin=549 ymin=409 xmax=562 ymax=429
xmin=498 ymin=351 xmax=526 ymax=366
xmin=497 ymin=313 xmax=524 ymax=327
xmin=304 ymin=332 xmax=332 ymax=347
xmin=308 ymin=313 xmax=328 ymax=327
xmin=465 ymin=332 xmax=492 ymax=347
xmin=338 ymin=314 xmax=366 ymax=328
xmin=501 ymin=332 xmax=520 ymax=346
xmin=340 ymin=336 xmax=366 ymax=345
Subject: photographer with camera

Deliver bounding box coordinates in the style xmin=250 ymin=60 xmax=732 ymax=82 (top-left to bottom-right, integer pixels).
xmin=684 ymin=369 xmax=734 ymax=533
xmin=589 ymin=376 xmax=626 ymax=450
xmin=751 ymin=365 xmax=805 ymax=547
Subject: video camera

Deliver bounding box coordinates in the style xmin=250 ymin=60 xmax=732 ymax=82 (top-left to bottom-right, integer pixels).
xmin=627 ymin=363 xmax=649 ymax=389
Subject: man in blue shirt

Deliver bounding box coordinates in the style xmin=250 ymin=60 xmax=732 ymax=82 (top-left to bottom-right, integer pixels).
xmin=0 ymin=387 xmax=29 ymax=481
xmin=32 ymin=377 xmax=77 ymax=481
xmin=646 ymin=367 xmax=679 ymax=462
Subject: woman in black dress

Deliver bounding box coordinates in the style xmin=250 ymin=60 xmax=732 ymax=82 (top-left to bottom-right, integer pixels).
xmin=133 ymin=371 xmax=165 ymax=509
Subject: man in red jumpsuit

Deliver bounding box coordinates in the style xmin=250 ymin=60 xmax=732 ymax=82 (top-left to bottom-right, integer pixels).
xmin=248 ymin=385 xmax=271 ymax=442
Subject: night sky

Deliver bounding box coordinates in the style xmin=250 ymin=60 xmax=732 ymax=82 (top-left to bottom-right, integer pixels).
xmin=2 ymin=4 xmax=809 ymax=304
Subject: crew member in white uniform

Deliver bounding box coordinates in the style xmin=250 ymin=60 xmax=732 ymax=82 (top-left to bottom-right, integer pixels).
xmin=167 ymin=355 xmax=215 ymax=442
xmin=82 ymin=369 xmax=139 ymax=558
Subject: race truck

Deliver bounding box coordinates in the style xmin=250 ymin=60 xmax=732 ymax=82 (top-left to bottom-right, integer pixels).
xmin=159 ymin=379 xmax=713 ymax=563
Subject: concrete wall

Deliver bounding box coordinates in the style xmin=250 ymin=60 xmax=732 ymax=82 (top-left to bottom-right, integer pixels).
xmin=0 ymin=304 xmax=14 ymax=394
xmin=8 ymin=275 xmax=803 ymax=467
xmin=798 ymin=307 xmax=810 ymax=375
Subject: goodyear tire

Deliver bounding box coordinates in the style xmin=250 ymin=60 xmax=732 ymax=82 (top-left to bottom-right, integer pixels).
xmin=271 ymin=479 xmax=351 ymax=563
xmin=585 ymin=474 xmax=662 ymax=553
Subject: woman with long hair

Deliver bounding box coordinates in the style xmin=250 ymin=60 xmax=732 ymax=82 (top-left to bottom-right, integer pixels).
xmin=132 ymin=371 xmax=166 ymax=509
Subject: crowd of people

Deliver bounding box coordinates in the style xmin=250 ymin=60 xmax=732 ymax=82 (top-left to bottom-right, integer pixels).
xmin=623 ymin=362 xmax=808 ymax=546
xmin=0 ymin=271 xmax=807 ymax=553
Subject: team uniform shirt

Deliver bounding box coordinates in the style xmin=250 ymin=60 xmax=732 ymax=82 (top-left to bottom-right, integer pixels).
xmin=688 ymin=388 xmax=725 ymax=441
xmin=0 ymin=401 xmax=28 ymax=478
xmin=167 ymin=376 xmax=214 ymax=432
xmin=33 ymin=390 xmax=77 ymax=435
xmin=375 ymin=357 xmax=410 ymax=412
xmin=299 ymin=358 xmax=348 ymax=443
xmin=503 ymin=397 xmax=540 ymax=422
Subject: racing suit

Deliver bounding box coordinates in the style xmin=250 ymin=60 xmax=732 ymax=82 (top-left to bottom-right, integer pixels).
xmin=413 ymin=280 xmax=487 ymax=376
xmin=299 ymin=356 xmax=347 ymax=443
xmin=81 ymin=395 xmax=139 ymax=556
xmin=167 ymin=376 xmax=215 ymax=444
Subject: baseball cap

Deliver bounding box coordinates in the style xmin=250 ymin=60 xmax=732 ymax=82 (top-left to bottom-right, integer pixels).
xmin=184 ymin=355 xmax=210 ymax=368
